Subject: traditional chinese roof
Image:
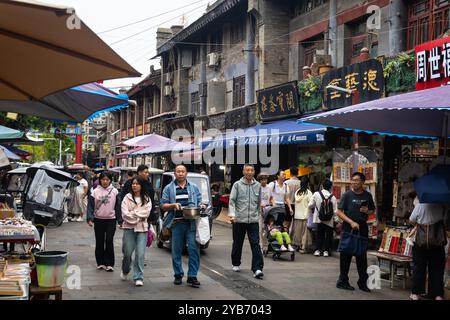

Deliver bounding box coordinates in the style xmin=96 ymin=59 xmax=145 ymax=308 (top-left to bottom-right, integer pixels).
xmin=127 ymin=69 xmax=161 ymax=97
xmin=156 ymin=0 xmax=243 ymax=56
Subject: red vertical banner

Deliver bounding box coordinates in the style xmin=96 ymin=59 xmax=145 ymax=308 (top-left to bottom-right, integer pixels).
xmin=76 ymin=134 xmax=82 ymax=163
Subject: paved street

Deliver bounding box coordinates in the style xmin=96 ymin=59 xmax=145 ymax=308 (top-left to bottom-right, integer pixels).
xmin=46 ymin=215 xmax=410 ymax=300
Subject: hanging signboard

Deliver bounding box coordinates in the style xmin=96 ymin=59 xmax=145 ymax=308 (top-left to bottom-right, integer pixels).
xmin=256 ymin=81 xmax=299 ymax=121
xmin=415 ymin=36 xmax=450 ymax=91
xmin=322 ymin=59 xmax=384 ymax=109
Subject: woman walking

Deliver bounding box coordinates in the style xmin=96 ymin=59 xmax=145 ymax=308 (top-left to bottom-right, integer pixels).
xmin=70 ymin=172 xmax=88 ymax=222
xmin=120 ymin=177 xmax=152 ymax=287
xmin=292 ymin=176 xmax=313 ymax=253
xmin=87 ymin=172 xmax=122 ymax=272
xmin=269 ymin=170 xmax=293 ymax=230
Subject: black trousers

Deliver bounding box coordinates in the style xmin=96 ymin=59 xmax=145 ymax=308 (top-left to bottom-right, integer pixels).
xmin=94 ymin=218 xmax=116 ymax=267
xmin=411 ymin=245 xmax=446 ymax=298
xmin=231 ymin=222 xmax=264 ymax=273
xmin=316 ymin=223 xmax=334 ymax=253
xmin=338 ymin=222 xmax=369 ymax=285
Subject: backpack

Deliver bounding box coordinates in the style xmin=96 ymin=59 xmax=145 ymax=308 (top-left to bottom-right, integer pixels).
xmin=318 ymin=191 xmax=334 ymax=221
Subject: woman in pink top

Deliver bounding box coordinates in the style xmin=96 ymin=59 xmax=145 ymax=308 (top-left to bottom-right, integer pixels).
xmin=120 ymin=177 xmax=152 ymax=287
xmin=87 ymin=172 xmax=122 ymax=272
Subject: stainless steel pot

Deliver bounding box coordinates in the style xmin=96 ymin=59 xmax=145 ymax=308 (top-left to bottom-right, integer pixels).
xmin=182 ymin=206 xmax=200 ymax=220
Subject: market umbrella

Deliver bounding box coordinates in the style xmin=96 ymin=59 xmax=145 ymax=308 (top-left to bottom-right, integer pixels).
xmin=121 ymin=133 xmax=193 ymax=151
xmin=300 ymin=85 xmax=450 ymax=139
xmin=414 ymin=165 xmax=450 ymax=204
xmin=0 ymin=124 xmax=23 ymax=140
xmin=0 ymin=145 xmax=21 ymax=160
xmin=0 ymin=82 xmax=130 ymax=122
xmin=0 ymin=0 xmax=140 ymax=101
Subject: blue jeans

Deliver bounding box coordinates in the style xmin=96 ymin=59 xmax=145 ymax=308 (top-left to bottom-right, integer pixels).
xmin=171 ymin=221 xmax=200 ymax=278
xmin=122 ymin=229 xmax=147 ymax=281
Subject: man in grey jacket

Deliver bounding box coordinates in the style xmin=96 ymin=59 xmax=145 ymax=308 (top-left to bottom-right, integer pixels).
xmin=229 ymin=164 xmax=264 ymax=279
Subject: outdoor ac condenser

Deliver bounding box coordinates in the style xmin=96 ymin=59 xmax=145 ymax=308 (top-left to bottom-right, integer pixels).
xmin=207 ymin=53 xmax=219 ymax=67
xmin=163 ymin=85 xmax=172 ymax=97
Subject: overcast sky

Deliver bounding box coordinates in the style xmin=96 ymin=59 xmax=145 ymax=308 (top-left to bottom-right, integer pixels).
xmin=44 ymin=0 xmax=211 ymax=91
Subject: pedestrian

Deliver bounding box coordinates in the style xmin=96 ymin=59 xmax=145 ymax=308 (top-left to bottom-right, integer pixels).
xmin=257 ymin=173 xmax=272 ymax=251
xmin=86 ymin=172 xmax=122 ymax=272
xmin=229 ymin=164 xmax=264 ymax=279
xmin=269 ymin=170 xmax=293 ymax=230
xmin=120 ymin=165 xmax=155 ymax=223
xmin=70 ymin=172 xmax=88 ymax=222
xmin=285 ymin=166 xmax=301 ymax=218
xmin=409 ymin=201 xmax=448 ymax=300
xmin=160 ymin=164 xmax=205 ymax=288
xmin=309 ymin=179 xmax=337 ymax=257
xmin=336 ymin=172 xmax=375 ymax=292
xmin=292 ymin=176 xmax=313 ymax=253
xmin=120 ymin=177 xmax=152 ymax=287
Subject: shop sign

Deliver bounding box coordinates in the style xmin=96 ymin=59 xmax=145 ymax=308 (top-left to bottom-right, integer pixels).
xmin=256 ymin=82 xmax=299 ymax=121
xmin=322 ymin=59 xmax=384 ymax=109
xmin=225 ymin=107 xmax=248 ymax=129
xmin=412 ymin=141 xmax=439 ymax=157
xmin=415 ymin=36 xmax=450 ymax=91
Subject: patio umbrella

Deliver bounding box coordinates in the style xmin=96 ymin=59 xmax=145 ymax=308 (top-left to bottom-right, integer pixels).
xmin=414 ymin=165 xmax=450 ymax=204
xmin=0 ymin=0 xmax=140 ymax=101
xmin=0 ymin=82 xmax=130 ymax=122
xmin=300 ymin=85 xmax=450 ymax=139
xmin=0 ymin=145 xmax=21 ymax=160
xmin=0 ymin=125 xmax=23 ymax=140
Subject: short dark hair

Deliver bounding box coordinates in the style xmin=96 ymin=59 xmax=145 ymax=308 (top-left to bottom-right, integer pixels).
xmin=127 ymin=170 xmax=134 ymax=178
xmin=137 ymin=165 xmax=148 ymax=173
xmin=322 ymin=179 xmax=332 ymax=191
xmin=352 ymin=172 xmax=366 ymax=182
xmin=99 ymin=172 xmax=113 ymax=181
xmin=290 ymin=166 xmax=298 ymax=177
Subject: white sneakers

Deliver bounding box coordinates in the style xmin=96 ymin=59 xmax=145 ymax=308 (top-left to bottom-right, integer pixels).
xmin=120 ymin=272 xmax=128 ymax=281
xmin=76 ymin=217 xmax=83 ymax=222
xmin=280 ymin=245 xmax=288 ymax=251
xmin=288 ymin=245 xmax=295 ymax=252
xmin=232 ymin=266 xmax=240 ymax=272
xmin=135 ymin=280 xmax=143 ymax=287
xmin=323 ymin=251 xmax=329 ymax=257
xmin=314 ymin=250 xmax=321 ymax=256
xmin=254 ymin=270 xmax=264 ymax=279
xmin=97 ymin=265 xmax=106 ymax=270
xmin=105 ymin=266 xmax=114 ymax=272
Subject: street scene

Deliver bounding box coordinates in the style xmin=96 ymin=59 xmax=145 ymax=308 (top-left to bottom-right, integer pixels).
xmin=0 ymin=0 xmax=450 ymax=305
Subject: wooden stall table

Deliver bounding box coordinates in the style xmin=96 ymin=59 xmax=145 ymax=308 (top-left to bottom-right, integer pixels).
xmin=369 ymin=251 xmax=412 ymax=289
xmin=29 ymin=285 xmax=62 ymax=300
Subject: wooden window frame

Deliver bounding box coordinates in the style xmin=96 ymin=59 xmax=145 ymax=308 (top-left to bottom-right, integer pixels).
xmin=233 ymin=76 xmax=245 ymax=108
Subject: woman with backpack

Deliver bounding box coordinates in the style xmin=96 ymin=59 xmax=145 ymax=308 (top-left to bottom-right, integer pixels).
xmin=87 ymin=172 xmax=122 ymax=272
xmin=308 ymin=179 xmax=337 ymax=257
xmin=292 ymin=176 xmax=313 ymax=253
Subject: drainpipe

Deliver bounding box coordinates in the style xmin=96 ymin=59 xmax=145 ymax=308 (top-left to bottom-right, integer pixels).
xmin=245 ymin=14 xmax=256 ymax=105
xmin=329 ymin=0 xmax=337 ymax=67
xmin=389 ymin=0 xmax=406 ymax=56
xmin=200 ymin=44 xmax=207 ymax=115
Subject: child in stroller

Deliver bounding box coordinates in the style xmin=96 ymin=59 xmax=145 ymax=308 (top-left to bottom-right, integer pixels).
xmin=263 ymin=207 xmax=296 ymax=261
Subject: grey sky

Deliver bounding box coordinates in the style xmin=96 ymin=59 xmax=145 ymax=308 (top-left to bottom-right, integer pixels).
xmin=44 ymin=0 xmax=211 ymax=91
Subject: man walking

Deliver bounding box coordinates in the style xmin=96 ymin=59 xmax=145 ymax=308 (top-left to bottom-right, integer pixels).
xmin=336 ymin=172 xmax=375 ymax=292
xmin=229 ymin=164 xmax=264 ymax=279
xmin=160 ymin=164 xmax=204 ymax=287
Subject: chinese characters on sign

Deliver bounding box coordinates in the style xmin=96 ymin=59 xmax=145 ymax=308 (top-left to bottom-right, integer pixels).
xmin=416 ymin=36 xmax=450 ymax=90
xmin=322 ymin=59 xmax=384 ymax=109
xmin=256 ymin=82 xmax=299 ymax=121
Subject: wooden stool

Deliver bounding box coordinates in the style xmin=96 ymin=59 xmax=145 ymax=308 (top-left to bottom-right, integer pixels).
xmin=29 ymin=285 xmax=63 ymax=300
xmin=369 ymin=252 xmax=412 ymax=289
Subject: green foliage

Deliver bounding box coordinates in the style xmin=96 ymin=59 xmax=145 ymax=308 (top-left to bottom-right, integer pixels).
xmin=0 ymin=112 xmax=66 ymax=132
xmin=298 ymin=76 xmax=323 ymax=112
xmin=384 ymin=52 xmax=416 ymax=93
xmin=18 ymin=134 xmax=75 ymax=164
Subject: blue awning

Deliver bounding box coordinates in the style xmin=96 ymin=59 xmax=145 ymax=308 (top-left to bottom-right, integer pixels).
xmin=202 ymin=119 xmax=326 ymax=149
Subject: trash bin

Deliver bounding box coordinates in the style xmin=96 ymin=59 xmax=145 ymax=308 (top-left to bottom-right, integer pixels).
xmin=33 ymin=251 xmax=68 ymax=287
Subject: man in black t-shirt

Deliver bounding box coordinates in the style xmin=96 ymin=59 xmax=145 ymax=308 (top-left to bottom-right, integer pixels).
xmin=336 ymin=172 xmax=375 ymax=293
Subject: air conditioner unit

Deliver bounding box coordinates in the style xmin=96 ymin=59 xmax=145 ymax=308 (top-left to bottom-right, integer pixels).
xmin=163 ymin=85 xmax=173 ymax=97
xmin=164 ymin=72 xmax=173 ymax=84
xmin=207 ymin=53 xmax=219 ymax=67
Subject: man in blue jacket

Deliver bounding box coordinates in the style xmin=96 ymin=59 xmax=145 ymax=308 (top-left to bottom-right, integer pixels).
xmin=161 ymin=164 xmax=204 ymax=287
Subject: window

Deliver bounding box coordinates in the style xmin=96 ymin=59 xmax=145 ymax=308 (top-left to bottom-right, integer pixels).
xmin=121 ymin=110 xmax=127 ymax=129
xmin=231 ymin=22 xmax=244 ymax=44
xmin=407 ymin=0 xmax=450 ymax=49
xmin=233 ymin=76 xmax=245 ymax=108
xmin=145 ymin=94 xmax=153 ymax=119
xmin=137 ymin=105 xmax=144 ymax=124
xmin=352 ymin=41 xmax=365 ymax=57
xmin=192 ymin=47 xmax=200 ymax=65
xmin=191 ymin=92 xmax=200 ymax=114
xmin=294 ymin=0 xmax=328 ymax=16
xmin=209 ymin=31 xmax=223 ymax=53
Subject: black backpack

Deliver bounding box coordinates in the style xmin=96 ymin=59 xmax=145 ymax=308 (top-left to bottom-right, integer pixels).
xmin=318 ymin=191 xmax=334 ymax=221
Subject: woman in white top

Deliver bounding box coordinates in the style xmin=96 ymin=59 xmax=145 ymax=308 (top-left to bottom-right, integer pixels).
xmin=70 ymin=172 xmax=88 ymax=222
xmin=308 ymin=179 xmax=338 ymax=257
xmin=269 ymin=170 xmax=293 ymax=224
xmin=292 ymin=176 xmax=313 ymax=253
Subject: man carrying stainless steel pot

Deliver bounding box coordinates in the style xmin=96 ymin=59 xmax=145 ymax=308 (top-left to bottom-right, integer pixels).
xmin=161 ymin=164 xmax=205 ymax=288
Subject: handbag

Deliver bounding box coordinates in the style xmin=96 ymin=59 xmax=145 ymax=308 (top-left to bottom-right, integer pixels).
xmin=195 ymin=216 xmax=210 ymax=245
xmin=146 ymin=224 xmax=155 ymax=247
xmin=415 ymin=221 xmax=447 ymax=248
xmin=338 ymin=230 xmax=368 ymax=256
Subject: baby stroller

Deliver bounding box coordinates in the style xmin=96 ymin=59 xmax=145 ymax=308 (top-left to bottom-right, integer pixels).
xmin=262 ymin=206 xmax=295 ymax=261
